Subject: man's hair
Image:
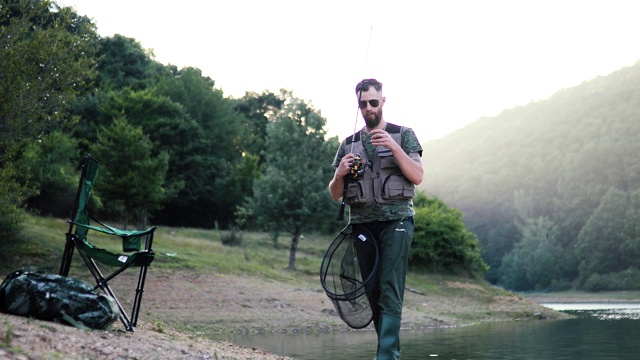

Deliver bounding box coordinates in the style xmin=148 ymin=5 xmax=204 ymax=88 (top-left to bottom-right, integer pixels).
xmin=355 ymin=78 xmax=383 ymax=94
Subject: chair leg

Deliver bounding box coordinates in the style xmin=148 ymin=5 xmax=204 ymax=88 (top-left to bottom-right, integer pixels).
xmin=99 ymin=281 xmax=134 ymax=332
xmin=59 ymin=235 xmax=75 ymax=276
xmin=75 ymin=244 xmax=135 ymax=331
xmin=131 ymin=264 xmax=150 ymax=328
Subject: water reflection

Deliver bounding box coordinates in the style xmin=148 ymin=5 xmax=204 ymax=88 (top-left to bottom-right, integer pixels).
xmin=543 ymin=303 xmax=640 ymax=320
xmin=400 ymin=319 xmax=640 ymax=360
xmin=227 ymin=304 xmax=640 ymax=359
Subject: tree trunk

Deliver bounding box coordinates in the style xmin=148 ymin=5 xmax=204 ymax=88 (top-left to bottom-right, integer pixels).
xmin=288 ymin=228 xmax=302 ymax=270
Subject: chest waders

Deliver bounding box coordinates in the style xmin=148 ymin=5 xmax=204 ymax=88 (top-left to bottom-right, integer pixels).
xmin=354 ymin=218 xmax=413 ymax=360
xmin=346 ymin=124 xmax=415 ymax=360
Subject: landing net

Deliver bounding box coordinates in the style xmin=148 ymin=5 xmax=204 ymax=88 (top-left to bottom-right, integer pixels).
xmin=320 ymin=224 xmax=378 ymax=329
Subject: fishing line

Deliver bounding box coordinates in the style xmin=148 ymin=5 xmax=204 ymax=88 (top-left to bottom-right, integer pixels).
xmin=338 ymin=26 xmax=374 ymax=221
xmin=349 ymin=26 xmax=373 ymax=154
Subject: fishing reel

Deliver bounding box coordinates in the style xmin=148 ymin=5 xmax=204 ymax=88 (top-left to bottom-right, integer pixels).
xmin=349 ymin=154 xmax=365 ymax=179
xmin=337 ymin=154 xmax=365 ymax=221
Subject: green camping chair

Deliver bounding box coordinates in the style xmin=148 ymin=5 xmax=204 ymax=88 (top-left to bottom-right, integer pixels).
xmin=59 ymin=155 xmax=156 ymax=332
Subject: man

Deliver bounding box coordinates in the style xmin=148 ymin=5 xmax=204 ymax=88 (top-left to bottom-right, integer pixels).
xmin=329 ymin=78 xmax=423 ymax=359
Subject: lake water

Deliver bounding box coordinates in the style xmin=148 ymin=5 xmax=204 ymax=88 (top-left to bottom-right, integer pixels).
xmin=226 ymin=303 xmax=640 ymax=359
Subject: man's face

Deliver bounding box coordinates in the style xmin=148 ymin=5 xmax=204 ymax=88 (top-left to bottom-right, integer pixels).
xmin=358 ymin=88 xmax=385 ymax=129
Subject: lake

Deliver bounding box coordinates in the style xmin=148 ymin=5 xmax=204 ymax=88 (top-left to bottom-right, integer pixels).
xmin=227 ymin=303 xmax=640 ymax=359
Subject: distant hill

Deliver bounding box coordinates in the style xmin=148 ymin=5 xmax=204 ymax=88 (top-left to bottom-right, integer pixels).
xmin=420 ymin=60 xmax=640 ymax=290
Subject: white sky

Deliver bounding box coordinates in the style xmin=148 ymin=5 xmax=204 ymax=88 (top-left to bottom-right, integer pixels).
xmin=59 ymin=0 xmax=640 ymax=142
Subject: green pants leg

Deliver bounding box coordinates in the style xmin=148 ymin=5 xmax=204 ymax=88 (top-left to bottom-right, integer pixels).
xmin=375 ymin=218 xmax=413 ymax=360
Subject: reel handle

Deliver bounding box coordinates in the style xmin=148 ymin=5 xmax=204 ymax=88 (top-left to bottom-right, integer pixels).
xmin=337 ymin=179 xmax=349 ymax=221
xmin=337 ymin=154 xmax=364 ymax=221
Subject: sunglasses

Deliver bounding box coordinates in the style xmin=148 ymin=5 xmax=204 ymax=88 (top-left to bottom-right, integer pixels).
xmin=358 ymin=99 xmax=380 ymax=109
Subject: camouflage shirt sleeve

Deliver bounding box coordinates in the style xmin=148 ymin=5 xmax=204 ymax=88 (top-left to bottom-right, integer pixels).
xmin=401 ymin=127 xmax=423 ymax=157
xmin=332 ymin=139 xmax=347 ymax=168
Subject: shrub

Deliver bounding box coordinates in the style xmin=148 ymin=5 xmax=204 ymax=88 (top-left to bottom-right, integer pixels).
xmin=221 ymin=229 xmax=243 ymax=246
xmin=582 ymin=268 xmax=640 ymax=292
xmin=410 ymin=196 xmax=488 ymax=277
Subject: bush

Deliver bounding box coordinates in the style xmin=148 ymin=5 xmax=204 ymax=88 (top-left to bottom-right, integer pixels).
xmin=19 ymin=131 xmax=79 ymax=218
xmin=410 ymin=195 xmax=488 ymax=277
xmin=548 ymin=279 xmax=573 ymax=292
xmin=221 ymin=229 xmax=243 ymax=246
xmin=0 ymin=165 xmax=31 ymax=239
xmin=582 ymin=268 xmax=640 ymax=292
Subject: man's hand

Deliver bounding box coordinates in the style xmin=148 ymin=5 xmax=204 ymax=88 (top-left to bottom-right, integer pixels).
xmin=336 ymin=153 xmax=358 ymax=179
xmin=371 ymin=129 xmax=423 ymax=185
xmin=329 ymin=153 xmax=358 ymax=201
xmin=369 ymin=129 xmax=395 ymax=150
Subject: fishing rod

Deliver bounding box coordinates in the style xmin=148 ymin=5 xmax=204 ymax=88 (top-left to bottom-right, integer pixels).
xmin=337 ymin=26 xmax=373 ymax=221
xmin=350 ymin=26 xmax=373 ymax=153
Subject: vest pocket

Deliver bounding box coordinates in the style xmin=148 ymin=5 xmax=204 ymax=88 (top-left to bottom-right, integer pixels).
xmin=378 ymin=150 xmax=397 ymax=169
xmin=345 ymin=179 xmax=368 ymax=206
xmin=382 ymin=174 xmax=415 ymax=200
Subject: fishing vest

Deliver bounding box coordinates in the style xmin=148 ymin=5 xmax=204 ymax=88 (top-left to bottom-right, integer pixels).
xmin=344 ymin=123 xmax=415 ymax=207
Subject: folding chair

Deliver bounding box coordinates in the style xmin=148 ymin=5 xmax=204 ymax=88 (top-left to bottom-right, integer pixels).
xmin=59 ymin=155 xmax=156 ymax=332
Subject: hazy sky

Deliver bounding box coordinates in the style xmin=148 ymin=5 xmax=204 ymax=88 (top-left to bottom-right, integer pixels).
xmin=59 ymin=0 xmax=640 ymax=142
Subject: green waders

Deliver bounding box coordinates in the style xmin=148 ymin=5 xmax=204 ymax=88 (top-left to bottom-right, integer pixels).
xmin=355 ymin=218 xmax=413 ymax=360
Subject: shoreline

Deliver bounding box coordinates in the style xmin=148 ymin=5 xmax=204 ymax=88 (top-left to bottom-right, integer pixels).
xmin=4 ymin=282 xmax=639 ymax=359
xmin=0 ymin=271 xmax=572 ymax=359
xmin=522 ymin=290 xmax=640 ymax=304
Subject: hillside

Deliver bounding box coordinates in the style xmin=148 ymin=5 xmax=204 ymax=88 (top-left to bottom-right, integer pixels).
xmin=421 ymin=60 xmax=640 ymax=290
xmin=0 ymin=216 xmax=567 ymax=359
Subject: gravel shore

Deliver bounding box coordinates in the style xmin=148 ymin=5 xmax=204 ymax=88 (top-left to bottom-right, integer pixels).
xmin=0 ymin=271 xmax=567 ymax=359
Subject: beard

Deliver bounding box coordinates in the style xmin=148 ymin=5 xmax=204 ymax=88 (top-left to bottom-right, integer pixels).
xmin=364 ymin=109 xmax=382 ymax=128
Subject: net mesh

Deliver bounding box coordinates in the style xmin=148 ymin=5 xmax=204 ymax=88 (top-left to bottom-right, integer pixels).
xmin=320 ymin=225 xmax=378 ymax=329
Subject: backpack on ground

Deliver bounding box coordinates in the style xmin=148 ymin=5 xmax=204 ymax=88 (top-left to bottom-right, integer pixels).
xmin=0 ymin=269 xmax=120 ymax=330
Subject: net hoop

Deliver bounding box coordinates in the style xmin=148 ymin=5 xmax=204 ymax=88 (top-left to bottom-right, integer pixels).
xmin=319 ymin=224 xmax=379 ymax=328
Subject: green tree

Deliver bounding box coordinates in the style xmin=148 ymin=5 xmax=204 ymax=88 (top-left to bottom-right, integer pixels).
xmin=410 ymin=195 xmax=488 ymax=276
xmin=621 ymin=189 xmax=640 ymax=265
xmin=95 ymin=34 xmax=161 ymax=91
xmin=232 ymin=90 xmax=286 ymax=165
xmin=248 ymin=95 xmax=337 ymax=270
xmin=0 ymin=164 xmax=31 ymax=238
xmin=74 ymin=44 xmax=252 ymax=228
xmin=499 ymin=217 xmax=566 ymax=291
xmin=71 ymin=33 xmax=164 ymax=152
xmin=482 ymin=223 xmax=520 ymax=284
xmin=0 ymin=0 xmax=97 ymax=148
xmin=91 ymin=117 xmax=168 ymax=229
xmin=0 ymin=0 xmax=97 ymax=237
xmin=85 ymin=88 xmax=191 ymax=202
xmin=19 ymin=131 xmax=79 ymax=217
xmin=152 ymin=67 xmax=247 ymax=228
xmin=575 ymin=187 xmax=630 ymax=282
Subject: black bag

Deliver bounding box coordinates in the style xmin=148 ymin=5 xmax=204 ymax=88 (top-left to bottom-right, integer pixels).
xmin=0 ymin=269 xmax=119 ymax=329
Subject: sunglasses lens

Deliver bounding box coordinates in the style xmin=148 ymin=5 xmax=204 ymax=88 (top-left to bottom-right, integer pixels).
xmin=358 ymin=99 xmax=380 ymax=109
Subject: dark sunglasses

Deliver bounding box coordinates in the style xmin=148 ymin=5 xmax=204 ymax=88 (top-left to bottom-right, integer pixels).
xmin=358 ymin=99 xmax=380 ymax=109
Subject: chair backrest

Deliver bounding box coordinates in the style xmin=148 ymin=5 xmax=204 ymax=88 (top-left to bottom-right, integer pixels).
xmin=61 ymin=154 xmax=156 ymax=331
xmin=69 ymin=156 xmax=100 ymax=242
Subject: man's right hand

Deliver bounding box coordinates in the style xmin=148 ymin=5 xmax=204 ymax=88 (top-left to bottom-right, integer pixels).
xmin=337 ymin=153 xmax=358 ymax=179
xmin=329 ymin=153 xmax=358 ymax=201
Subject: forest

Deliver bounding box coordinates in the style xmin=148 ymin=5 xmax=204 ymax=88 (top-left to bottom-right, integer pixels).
xmin=422 ymin=59 xmax=640 ymax=292
xmin=0 ymin=0 xmax=485 ymax=276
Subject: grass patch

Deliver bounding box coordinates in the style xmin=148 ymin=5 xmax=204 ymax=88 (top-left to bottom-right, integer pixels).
xmin=1 ymin=320 xmax=13 ymax=348
xmin=0 ymin=214 xmax=500 ymax=296
xmin=1 ymin=214 xmax=560 ymax=335
xmin=1 ymin=215 xmax=335 ymax=285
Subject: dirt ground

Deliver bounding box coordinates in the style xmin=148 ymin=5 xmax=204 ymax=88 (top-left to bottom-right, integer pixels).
xmin=0 ymin=271 xmax=564 ymax=359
